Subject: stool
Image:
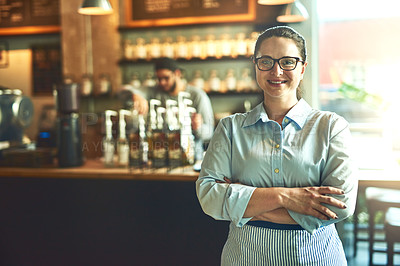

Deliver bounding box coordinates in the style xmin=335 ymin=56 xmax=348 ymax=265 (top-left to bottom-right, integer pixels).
xmin=353 ymin=186 xmax=368 ymax=257
xmin=385 ymin=207 xmax=400 ymax=266
xmin=366 ymin=187 xmax=400 ymax=266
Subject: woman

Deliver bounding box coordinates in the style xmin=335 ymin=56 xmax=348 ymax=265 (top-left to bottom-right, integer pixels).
xmin=196 ymin=26 xmax=358 ymax=265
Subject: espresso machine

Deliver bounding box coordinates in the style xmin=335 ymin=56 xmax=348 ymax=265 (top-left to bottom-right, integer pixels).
xmin=55 ymin=83 xmax=83 ymax=167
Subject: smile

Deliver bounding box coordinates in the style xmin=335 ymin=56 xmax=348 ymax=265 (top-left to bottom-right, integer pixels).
xmin=268 ymin=80 xmax=287 ymax=84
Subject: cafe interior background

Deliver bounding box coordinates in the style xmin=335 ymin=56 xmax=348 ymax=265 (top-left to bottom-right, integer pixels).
xmin=0 ymin=0 xmax=399 ymax=264
xmin=1 ymin=0 xmax=399 ymax=169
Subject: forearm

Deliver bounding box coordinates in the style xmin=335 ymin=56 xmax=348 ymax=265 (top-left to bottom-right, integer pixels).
xmin=252 ymin=208 xmax=297 ymax=224
xmin=243 ymin=187 xmax=283 ymax=218
xmin=244 ymin=185 xmax=346 ymax=222
xmin=194 ymin=122 xmax=214 ymax=141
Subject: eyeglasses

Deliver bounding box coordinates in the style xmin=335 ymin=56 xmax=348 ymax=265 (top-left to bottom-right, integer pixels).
xmin=254 ymin=56 xmax=305 ymax=71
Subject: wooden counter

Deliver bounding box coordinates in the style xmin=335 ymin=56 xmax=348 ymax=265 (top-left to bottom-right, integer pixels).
xmin=0 ymin=160 xmax=226 ymax=266
xmin=2 ymin=159 xmax=398 ymax=188
xmin=0 ymin=159 xmax=199 ymax=181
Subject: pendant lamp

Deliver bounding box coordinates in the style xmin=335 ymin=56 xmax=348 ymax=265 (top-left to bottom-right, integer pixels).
xmin=257 ymin=0 xmax=295 ymax=5
xmin=276 ymin=0 xmax=309 ymax=23
xmin=78 ymin=0 xmax=113 ymax=15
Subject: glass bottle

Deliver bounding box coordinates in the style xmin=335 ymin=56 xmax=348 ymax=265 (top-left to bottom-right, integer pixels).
xmin=205 ymin=34 xmax=217 ymax=58
xmin=81 ymin=74 xmax=93 ymax=97
xmin=207 ymin=69 xmax=221 ymax=92
xmin=237 ymin=68 xmax=252 ymax=92
xmin=129 ymin=112 xmax=148 ymax=169
xmin=247 ymin=32 xmax=259 ymax=58
xmin=142 ymin=71 xmax=157 ymax=88
xmin=117 ymin=110 xmax=131 ymax=168
xmin=219 ymin=33 xmax=232 ymax=58
xmin=235 ymin=33 xmax=247 ymax=57
xmin=129 ymin=72 xmax=141 ymax=89
xmin=224 ymin=69 xmax=237 ymax=92
xmin=134 ymin=37 xmax=147 ymax=60
xmin=190 ymin=70 xmax=205 ymax=90
xmin=175 ymin=35 xmax=189 ymax=60
xmin=161 ymin=37 xmax=175 ymax=58
xmin=151 ymin=107 xmax=167 ymax=168
xmin=123 ymin=39 xmax=133 ymax=59
xmin=190 ymin=35 xmax=203 ymax=59
xmin=103 ymin=110 xmax=117 ymax=167
xmin=148 ymin=37 xmax=161 ymax=60
xmin=98 ymin=73 xmax=112 ymax=96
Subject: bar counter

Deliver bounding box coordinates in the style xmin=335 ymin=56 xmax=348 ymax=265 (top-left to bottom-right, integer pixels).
xmin=0 ymin=159 xmax=199 ymax=181
xmin=0 ymin=160 xmax=228 ymax=266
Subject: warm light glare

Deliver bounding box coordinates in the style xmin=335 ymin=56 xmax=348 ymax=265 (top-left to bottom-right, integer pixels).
xmin=277 ymin=0 xmax=309 ymax=23
xmin=78 ymin=7 xmax=113 ymax=15
xmin=258 ymin=0 xmax=295 ymax=5
xmin=78 ymin=0 xmax=113 ymax=15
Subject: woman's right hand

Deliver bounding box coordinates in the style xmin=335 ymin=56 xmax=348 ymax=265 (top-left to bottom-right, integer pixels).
xmin=278 ymin=186 xmax=347 ymax=220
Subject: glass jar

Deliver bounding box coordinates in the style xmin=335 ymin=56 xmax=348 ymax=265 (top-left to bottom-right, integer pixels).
xmin=123 ymin=39 xmax=133 ymax=59
xmin=207 ymin=69 xmax=221 ymax=92
xmin=98 ymin=73 xmax=112 ymax=96
xmin=190 ymin=35 xmax=203 ymax=59
xmin=175 ymin=35 xmax=189 ymax=59
xmin=81 ymin=74 xmax=93 ymax=97
xmin=247 ymin=32 xmax=259 ymax=57
xmin=134 ymin=38 xmax=147 ymax=60
xmin=148 ymin=37 xmax=161 ymax=60
xmin=161 ymin=37 xmax=175 ymax=58
xmin=220 ymin=34 xmax=232 ymax=58
xmin=205 ymin=34 xmax=217 ymax=58
xmin=225 ymin=69 xmax=237 ymax=91
xmin=129 ymin=72 xmax=141 ymax=89
xmin=190 ymin=70 xmax=205 ymax=90
xmin=235 ymin=33 xmax=248 ymax=57
xmin=142 ymin=72 xmax=157 ymax=88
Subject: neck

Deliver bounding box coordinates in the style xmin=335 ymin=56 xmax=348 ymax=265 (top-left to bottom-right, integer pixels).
xmin=169 ymin=78 xmax=184 ymax=96
xmin=263 ymin=95 xmax=298 ymax=124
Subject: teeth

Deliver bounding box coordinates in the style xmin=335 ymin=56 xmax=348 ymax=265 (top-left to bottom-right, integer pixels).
xmin=270 ymin=80 xmax=285 ymax=84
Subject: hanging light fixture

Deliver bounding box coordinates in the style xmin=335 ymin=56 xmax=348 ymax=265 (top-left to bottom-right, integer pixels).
xmin=257 ymin=0 xmax=295 ymax=5
xmin=78 ymin=0 xmax=113 ymax=15
xmin=276 ymin=0 xmax=309 ymax=23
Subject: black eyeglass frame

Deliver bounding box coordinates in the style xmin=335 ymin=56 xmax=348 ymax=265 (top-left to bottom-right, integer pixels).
xmin=253 ymin=56 xmax=305 ymax=71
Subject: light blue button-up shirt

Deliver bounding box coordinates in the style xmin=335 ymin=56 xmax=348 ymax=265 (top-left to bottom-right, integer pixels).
xmin=196 ymin=99 xmax=358 ymax=234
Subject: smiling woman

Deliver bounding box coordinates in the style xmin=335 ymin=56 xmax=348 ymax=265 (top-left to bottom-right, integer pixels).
xmin=196 ymin=26 xmax=358 ymax=266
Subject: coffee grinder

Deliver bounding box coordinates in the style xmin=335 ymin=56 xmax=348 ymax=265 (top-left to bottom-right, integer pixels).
xmin=55 ymin=83 xmax=83 ymax=167
xmin=0 ymin=88 xmax=34 ymax=145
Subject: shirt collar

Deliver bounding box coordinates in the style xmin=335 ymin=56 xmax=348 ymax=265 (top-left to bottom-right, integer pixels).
xmin=242 ymin=99 xmax=312 ymax=129
xmin=285 ymin=98 xmax=312 ymax=129
xmin=242 ymin=102 xmax=268 ymax=128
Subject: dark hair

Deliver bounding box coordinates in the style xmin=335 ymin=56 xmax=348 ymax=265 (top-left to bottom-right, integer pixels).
xmin=254 ymin=26 xmax=307 ymax=62
xmin=254 ymin=26 xmax=307 ymax=99
xmin=154 ymin=57 xmax=181 ymax=72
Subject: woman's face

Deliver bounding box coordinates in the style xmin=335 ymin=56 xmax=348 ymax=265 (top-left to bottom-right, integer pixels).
xmin=255 ymin=37 xmax=307 ymax=101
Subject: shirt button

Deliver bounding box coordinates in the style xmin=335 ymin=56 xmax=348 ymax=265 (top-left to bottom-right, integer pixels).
xmin=284 ymin=118 xmax=289 ymax=123
xmin=274 ymin=168 xmax=279 ymax=173
xmin=275 ymin=144 xmax=280 ymax=149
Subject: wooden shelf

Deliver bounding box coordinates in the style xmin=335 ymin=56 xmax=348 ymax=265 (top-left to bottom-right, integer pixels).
xmin=118 ymin=55 xmax=253 ymax=65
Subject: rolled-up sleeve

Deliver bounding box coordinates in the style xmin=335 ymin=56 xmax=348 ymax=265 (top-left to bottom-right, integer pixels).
xmin=192 ymin=89 xmax=215 ymax=142
xmin=196 ymin=119 xmax=256 ymax=227
xmin=288 ymin=116 xmax=358 ymax=234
